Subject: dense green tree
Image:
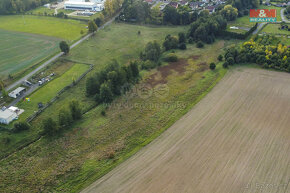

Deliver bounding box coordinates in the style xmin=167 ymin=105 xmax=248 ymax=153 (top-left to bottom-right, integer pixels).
xmin=178 ymin=32 xmax=186 ymax=44
xmin=220 ymin=5 xmax=238 ymax=21
xmin=129 ymin=61 xmax=139 ymax=79
xmin=13 ymin=122 xmax=30 ymax=132
xmin=163 ymin=35 xmax=178 ymax=51
xmin=59 ymin=41 xmax=70 ymax=54
xmin=0 ymin=0 xmax=55 ymax=14
xmin=69 ymin=100 xmax=82 ymax=120
xmin=142 ymin=41 xmax=161 ymax=62
xmin=58 ymin=108 xmax=72 ymax=128
xmin=100 ymin=82 xmax=114 ymax=103
xmin=88 ymin=20 xmax=98 ymax=33
xmin=43 ymin=117 xmax=57 ymax=136
xmin=86 ymin=77 xmax=100 ymax=96
xmin=210 ymin=62 xmax=216 ymax=70
xmin=218 ymin=54 xmax=223 ymax=61
xmin=223 ymin=61 xmax=229 ymax=68
xmin=163 ymin=6 xmax=180 ymax=25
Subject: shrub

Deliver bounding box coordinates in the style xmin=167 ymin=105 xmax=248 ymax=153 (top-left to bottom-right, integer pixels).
xmin=188 ymin=37 xmax=194 ymax=44
xmin=43 ymin=117 xmax=58 ymax=136
xmin=1 ymin=137 xmax=10 ymax=145
xmin=227 ymin=57 xmax=235 ymax=65
xmin=210 ymin=62 xmax=216 ymax=70
xmin=101 ymin=110 xmax=106 ymax=116
xmin=196 ymin=41 xmax=204 ymax=48
xmin=13 ymin=122 xmax=30 ymax=133
xmin=179 ymin=43 xmax=187 ymax=50
xmin=141 ymin=60 xmax=156 ymax=70
xmin=218 ymin=54 xmax=223 ymax=61
xmin=164 ymin=53 xmax=178 ymax=62
xmin=223 ymin=61 xmax=229 ymax=68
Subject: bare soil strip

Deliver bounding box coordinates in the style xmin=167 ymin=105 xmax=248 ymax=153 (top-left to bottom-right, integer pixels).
xmin=82 ymin=67 xmax=290 ymax=193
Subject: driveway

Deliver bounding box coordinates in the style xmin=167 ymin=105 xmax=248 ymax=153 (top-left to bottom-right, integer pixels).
xmin=281 ymin=8 xmax=289 ymax=23
xmin=252 ymin=22 xmax=267 ymax=34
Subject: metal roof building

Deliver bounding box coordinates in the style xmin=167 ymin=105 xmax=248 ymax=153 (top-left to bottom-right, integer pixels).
xmin=0 ymin=108 xmax=18 ymax=125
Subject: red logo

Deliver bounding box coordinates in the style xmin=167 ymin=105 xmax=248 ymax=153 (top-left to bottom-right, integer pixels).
xmin=250 ymin=9 xmax=276 ymax=18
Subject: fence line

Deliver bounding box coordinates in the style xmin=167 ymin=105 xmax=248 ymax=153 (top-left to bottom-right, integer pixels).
xmin=26 ymin=64 xmax=93 ymax=123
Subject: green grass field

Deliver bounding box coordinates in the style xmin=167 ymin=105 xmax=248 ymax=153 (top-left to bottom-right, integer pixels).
xmin=0 ymin=29 xmax=60 ymax=79
xmin=17 ymin=63 xmax=89 ymax=121
xmin=0 ymin=15 xmax=87 ymax=41
xmin=261 ymin=23 xmax=290 ymax=35
xmin=28 ymin=7 xmax=74 ymax=15
xmin=68 ymin=23 xmax=187 ymax=67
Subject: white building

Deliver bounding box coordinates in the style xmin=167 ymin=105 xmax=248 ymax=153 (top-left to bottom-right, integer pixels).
xmin=91 ymin=0 xmax=105 ymax=4
xmin=64 ymin=1 xmax=103 ymax=11
xmin=0 ymin=108 xmax=18 ymax=125
xmin=8 ymin=87 xmax=26 ymax=99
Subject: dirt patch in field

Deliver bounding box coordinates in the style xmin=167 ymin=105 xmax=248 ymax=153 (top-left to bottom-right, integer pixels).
xmin=146 ymin=55 xmax=201 ymax=87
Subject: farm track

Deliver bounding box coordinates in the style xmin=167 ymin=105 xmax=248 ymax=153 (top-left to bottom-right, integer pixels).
xmin=82 ymin=67 xmax=290 ymax=193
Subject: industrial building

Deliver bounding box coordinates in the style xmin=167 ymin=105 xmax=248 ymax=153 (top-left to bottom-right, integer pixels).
xmin=64 ymin=0 xmax=104 ymax=12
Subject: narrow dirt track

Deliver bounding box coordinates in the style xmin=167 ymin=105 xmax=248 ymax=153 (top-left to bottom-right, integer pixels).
xmin=82 ymin=67 xmax=290 ymax=193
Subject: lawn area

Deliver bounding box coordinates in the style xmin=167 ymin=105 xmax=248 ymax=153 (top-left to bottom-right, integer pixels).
xmin=67 ymin=23 xmax=188 ymax=67
xmin=0 ymin=38 xmax=242 ymax=192
xmin=27 ymin=7 xmax=74 ymax=15
xmin=261 ymin=23 xmax=290 ymax=35
xmin=227 ymin=5 xmax=283 ymax=31
xmin=16 ymin=63 xmax=89 ymax=121
xmin=0 ymin=29 xmax=60 ymax=79
xmin=0 ymin=15 xmax=87 ymax=41
xmin=227 ymin=15 xmax=255 ymax=29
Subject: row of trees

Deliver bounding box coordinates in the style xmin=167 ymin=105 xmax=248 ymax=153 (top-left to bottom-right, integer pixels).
xmin=86 ymin=60 xmax=139 ymax=103
xmin=229 ymin=0 xmax=260 ymax=11
xmin=223 ymin=36 xmax=290 ymax=72
xmin=0 ymin=0 xmax=55 ymax=14
xmin=119 ymin=0 xmax=198 ymax=25
xmin=42 ymin=100 xmax=82 ymax=136
xmin=104 ymin=0 xmax=123 ymax=17
xmin=187 ymin=12 xmax=227 ymax=44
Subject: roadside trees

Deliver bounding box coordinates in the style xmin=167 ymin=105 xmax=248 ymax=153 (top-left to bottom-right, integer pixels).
xmin=59 ymin=41 xmax=70 ymax=54
xmin=88 ymin=20 xmax=98 ymax=33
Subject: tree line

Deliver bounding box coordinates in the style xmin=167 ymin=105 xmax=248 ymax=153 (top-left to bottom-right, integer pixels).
xmin=11 ymin=100 xmax=82 ymax=136
xmin=118 ymin=0 xmax=198 ymax=25
xmin=0 ymin=0 xmax=55 ymax=14
xmin=187 ymin=10 xmax=227 ymax=44
xmin=86 ymin=60 xmax=139 ymax=104
xmin=222 ymin=35 xmax=290 ymax=72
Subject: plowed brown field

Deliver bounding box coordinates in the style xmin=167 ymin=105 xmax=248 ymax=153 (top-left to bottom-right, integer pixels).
xmin=82 ymin=67 xmax=290 ymax=193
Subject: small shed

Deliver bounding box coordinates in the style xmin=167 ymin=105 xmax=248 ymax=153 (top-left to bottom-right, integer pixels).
xmin=8 ymin=87 xmax=26 ymax=99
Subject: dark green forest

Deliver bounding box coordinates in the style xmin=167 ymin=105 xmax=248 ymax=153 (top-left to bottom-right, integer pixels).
xmin=0 ymin=0 xmax=55 ymax=14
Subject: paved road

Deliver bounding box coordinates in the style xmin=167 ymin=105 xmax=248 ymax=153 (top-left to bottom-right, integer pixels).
xmin=253 ymin=22 xmax=267 ymax=35
xmin=281 ymin=8 xmax=289 ymax=23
